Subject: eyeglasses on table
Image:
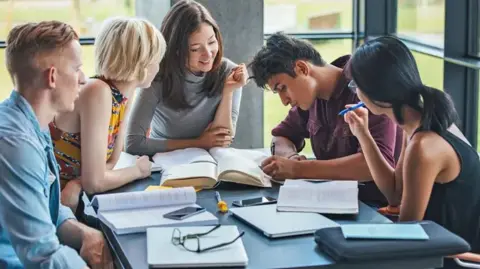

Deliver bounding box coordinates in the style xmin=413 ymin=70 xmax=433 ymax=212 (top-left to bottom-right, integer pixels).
xmin=171 ymin=224 xmax=245 ymax=253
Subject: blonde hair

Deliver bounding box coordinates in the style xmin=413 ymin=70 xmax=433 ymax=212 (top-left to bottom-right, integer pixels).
xmin=94 ymin=17 xmax=166 ymax=82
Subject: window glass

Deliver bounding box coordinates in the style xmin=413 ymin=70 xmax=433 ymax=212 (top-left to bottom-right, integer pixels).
xmin=477 ymin=75 xmax=480 ymax=150
xmin=477 ymin=3 xmax=480 ymax=57
xmin=397 ymin=0 xmax=445 ymax=48
xmin=0 ymin=0 xmax=135 ymax=40
xmin=263 ymin=39 xmax=352 ymax=154
xmin=0 ymin=46 xmax=95 ymax=101
xmin=412 ymin=52 xmax=444 ymax=90
xmin=264 ymin=0 xmax=352 ymax=34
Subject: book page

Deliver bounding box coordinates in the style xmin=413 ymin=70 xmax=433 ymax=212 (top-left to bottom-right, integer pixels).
xmin=210 ymin=148 xmax=272 ymax=187
xmin=162 ymin=162 xmax=218 ymax=182
xmin=114 ymin=152 xmax=162 ymax=172
xmin=216 ymin=156 xmax=272 ymax=187
xmin=152 ymin=148 xmax=216 ymax=169
xmin=91 ymin=186 xmax=196 ymax=211
xmin=209 ymin=147 xmax=270 ymax=165
xmin=284 ymin=180 xmax=358 ymax=190
xmin=277 ymin=185 xmax=358 ymax=211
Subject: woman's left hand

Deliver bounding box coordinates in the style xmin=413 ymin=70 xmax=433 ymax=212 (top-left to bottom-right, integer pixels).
xmin=344 ymin=105 xmax=370 ymax=138
xmin=223 ymin=63 xmax=248 ymax=93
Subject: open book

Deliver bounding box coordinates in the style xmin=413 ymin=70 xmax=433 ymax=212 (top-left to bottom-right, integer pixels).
xmin=277 ymin=180 xmax=359 ymax=214
xmin=90 ymin=187 xmax=218 ymax=235
xmin=154 ymin=147 xmax=272 ymax=189
xmin=114 ymin=151 xmax=162 ymax=172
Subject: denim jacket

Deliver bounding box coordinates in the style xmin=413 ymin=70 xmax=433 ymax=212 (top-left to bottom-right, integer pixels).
xmin=0 ymin=91 xmax=86 ymax=269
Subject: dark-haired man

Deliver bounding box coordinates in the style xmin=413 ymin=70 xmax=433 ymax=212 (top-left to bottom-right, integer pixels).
xmin=249 ymin=33 xmax=402 ymax=205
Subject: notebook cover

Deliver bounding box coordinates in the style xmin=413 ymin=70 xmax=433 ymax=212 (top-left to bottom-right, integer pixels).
xmin=314 ymin=220 xmax=470 ymax=262
xmin=341 ymin=223 xmax=429 ymax=240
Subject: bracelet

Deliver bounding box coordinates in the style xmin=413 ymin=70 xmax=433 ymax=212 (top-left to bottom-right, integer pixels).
xmin=287 ymin=153 xmax=300 ymax=159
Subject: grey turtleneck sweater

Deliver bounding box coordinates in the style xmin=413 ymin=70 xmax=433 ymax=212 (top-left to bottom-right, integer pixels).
xmin=125 ymin=58 xmax=242 ymax=155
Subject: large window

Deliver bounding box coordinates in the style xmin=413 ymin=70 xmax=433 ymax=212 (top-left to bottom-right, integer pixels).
xmin=264 ymin=0 xmax=352 ymax=34
xmin=397 ymin=0 xmax=445 ymax=48
xmin=412 ymin=52 xmax=444 ymax=90
xmin=0 ymin=0 xmax=135 ymax=40
xmin=263 ymin=39 xmax=352 ymax=153
xmin=477 ymin=2 xmax=480 ymax=57
xmin=0 ymin=46 xmax=96 ymax=101
xmin=478 ymin=75 xmax=480 ymax=151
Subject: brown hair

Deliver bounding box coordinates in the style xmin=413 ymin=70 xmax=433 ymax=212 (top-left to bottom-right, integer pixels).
xmin=158 ymin=0 xmax=228 ymax=110
xmin=5 ymin=21 xmax=79 ymax=87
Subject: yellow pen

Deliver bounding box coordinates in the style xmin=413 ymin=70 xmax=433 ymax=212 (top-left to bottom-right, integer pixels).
xmin=215 ymin=191 xmax=228 ymax=213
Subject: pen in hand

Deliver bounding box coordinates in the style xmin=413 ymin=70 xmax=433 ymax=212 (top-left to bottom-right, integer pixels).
xmin=338 ymin=102 xmax=366 ymax=116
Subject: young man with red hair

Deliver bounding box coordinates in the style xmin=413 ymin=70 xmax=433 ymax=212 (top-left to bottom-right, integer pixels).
xmin=0 ymin=21 xmax=112 ymax=269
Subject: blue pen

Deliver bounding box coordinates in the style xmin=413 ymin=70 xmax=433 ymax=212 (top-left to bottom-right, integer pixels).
xmin=338 ymin=102 xmax=366 ymax=116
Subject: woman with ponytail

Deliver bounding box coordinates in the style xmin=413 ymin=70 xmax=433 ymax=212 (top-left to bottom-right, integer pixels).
xmin=344 ymin=36 xmax=479 ymax=257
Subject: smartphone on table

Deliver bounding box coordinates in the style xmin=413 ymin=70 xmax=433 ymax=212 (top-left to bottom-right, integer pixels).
xmin=232 ymin=196 xmax=277 ymax=207
xmin=163 ymin=206 xmax=206 ymax=220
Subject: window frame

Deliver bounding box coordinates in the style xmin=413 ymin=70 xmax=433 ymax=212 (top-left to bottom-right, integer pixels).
xmin=1 ymin=0 xmax=479 ymax=148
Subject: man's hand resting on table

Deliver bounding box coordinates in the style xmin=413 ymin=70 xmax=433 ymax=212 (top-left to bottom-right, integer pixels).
xmin=80 ymin=227 xmax=113 ymax=269
xmin=261 ymin=155 xmax=300 ymax=180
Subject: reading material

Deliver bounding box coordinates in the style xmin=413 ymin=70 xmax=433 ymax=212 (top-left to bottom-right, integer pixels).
xmin=147 ymin=225 xmax=248 ymax=268
xmin=90 ymin=187 xmax=218 ymax=235
xmin=276 ymin=180 xmax=359 ymax=214
xmin=114 ymin=151 xmax=162 ymax=172
xmin=341 ymin=223 xmax=430 ymax=240
xmin=156 ymin=147 xmax=272 ymax=189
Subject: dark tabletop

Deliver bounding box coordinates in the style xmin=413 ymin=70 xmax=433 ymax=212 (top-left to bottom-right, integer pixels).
xmin=100 ymin=172 xmax=444 ymax=269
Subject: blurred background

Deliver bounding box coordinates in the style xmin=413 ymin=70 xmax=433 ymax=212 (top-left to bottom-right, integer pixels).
xmin=0 ymin=0 xmax=478 ymax=152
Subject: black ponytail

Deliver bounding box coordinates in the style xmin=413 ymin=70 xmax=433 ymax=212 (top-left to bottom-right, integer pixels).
xmin=350 ymin=36 xmax=458 ymax=134
xmin=418 ymin=86 xmax=457 ymax=134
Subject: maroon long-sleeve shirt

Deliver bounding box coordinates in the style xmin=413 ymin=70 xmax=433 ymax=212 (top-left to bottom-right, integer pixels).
xmin=271 ymin=55 xmax=402 ymax=205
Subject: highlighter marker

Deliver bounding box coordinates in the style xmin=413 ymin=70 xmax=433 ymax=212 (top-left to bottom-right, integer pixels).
xmin=338 ymin=102 xmax=366 ymax=116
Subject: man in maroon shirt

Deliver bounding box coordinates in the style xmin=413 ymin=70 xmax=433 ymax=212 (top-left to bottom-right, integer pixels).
xmin=249 ymin=33 xmax=402 ymax=205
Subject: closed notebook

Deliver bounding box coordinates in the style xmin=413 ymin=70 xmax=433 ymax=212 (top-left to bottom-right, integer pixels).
xmin=146 ymin=225 xmax=248 ymax=268
xmin=341 ymin=223 xmax=429 ymax=240
xmin=90 ymin=187 xmax=218 ymax=235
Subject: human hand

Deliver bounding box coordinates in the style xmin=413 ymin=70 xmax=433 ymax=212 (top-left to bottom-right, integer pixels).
xmin=343 ymin=105 xmax=370 ymax=138
xmin=135 ymin=155 xmax=152 ymax=179
xmin=223 ymin=64 xmax=248 ymax=93
xmin=80 ymin=228 xmax=113 ymax=269
xmin=261 ymin=156 xmax=299 ymax=180
xmin=288 ymin=153 xmax=307 ymax=161
xmin=197 ymin=126 xmax=232 ymax=149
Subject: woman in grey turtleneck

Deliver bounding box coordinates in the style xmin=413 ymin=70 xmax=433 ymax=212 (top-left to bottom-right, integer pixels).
xmin=125 ymin=0 xmax=247 ymax=156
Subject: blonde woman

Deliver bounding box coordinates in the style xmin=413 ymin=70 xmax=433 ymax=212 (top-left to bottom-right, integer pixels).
xmin=49 ymin=17 xmax=166 ymax=226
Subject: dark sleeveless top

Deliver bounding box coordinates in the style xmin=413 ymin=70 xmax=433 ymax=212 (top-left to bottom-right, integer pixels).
xmin=419 ymin=131 xmax=480 ymax=255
